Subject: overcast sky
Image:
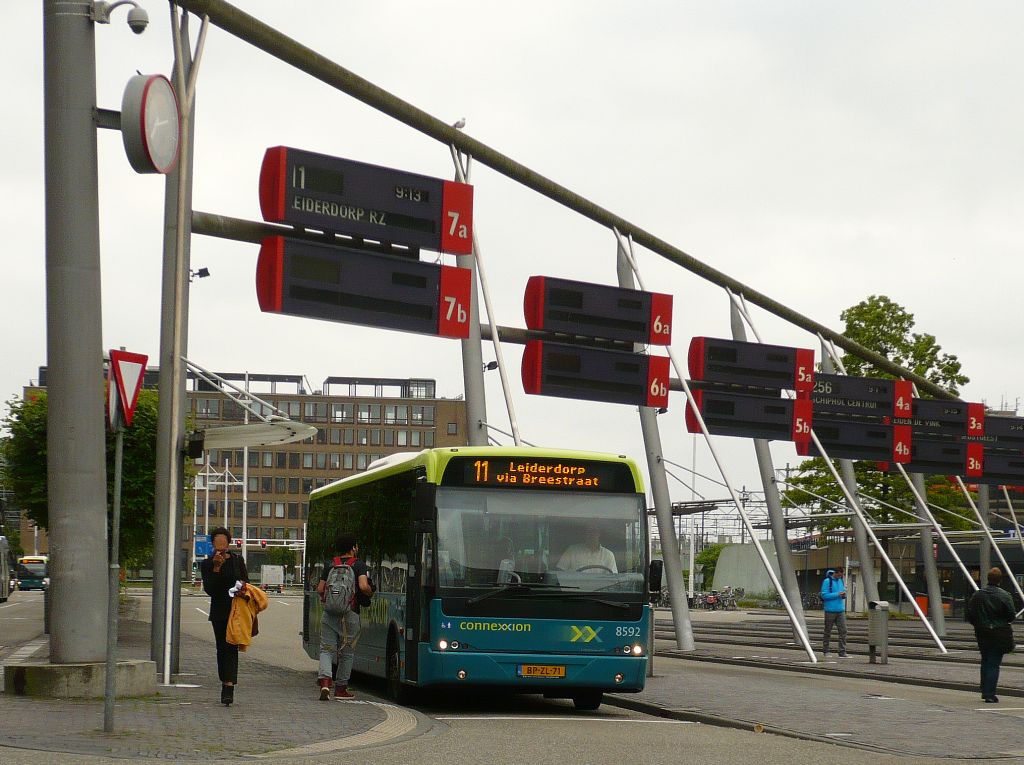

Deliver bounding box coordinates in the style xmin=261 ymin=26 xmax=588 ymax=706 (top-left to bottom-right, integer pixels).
xmin=4 ymin=2 xmax=1024 ymax=520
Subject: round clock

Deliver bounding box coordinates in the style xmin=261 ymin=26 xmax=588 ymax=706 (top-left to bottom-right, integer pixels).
xmin=121 ymin=74 xmax=181 ymax=174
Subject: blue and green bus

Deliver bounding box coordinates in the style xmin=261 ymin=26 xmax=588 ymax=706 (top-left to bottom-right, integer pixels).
xmin=15 ymin=555 xmax=49 ymax=592
xmin=303 ymin=447 xmax=653 ymax=710
xmin=0 ymin=537 xmax=11 ymax=603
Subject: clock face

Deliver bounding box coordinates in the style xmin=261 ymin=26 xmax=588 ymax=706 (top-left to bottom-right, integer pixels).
xmin=142 ymin=76 xmax=180 ymax=173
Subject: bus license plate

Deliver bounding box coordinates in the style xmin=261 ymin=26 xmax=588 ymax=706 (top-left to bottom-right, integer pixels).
xmin=518 ymin=664 xmax=565 ymax=678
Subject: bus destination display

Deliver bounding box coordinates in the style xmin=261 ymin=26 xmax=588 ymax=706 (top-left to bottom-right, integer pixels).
xmin=441 ymin=456 xmax=637 ymax=493
xmin=259 ymin=146 xmax=473 ymax=255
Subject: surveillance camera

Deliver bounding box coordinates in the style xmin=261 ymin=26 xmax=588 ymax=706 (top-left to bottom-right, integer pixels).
xmin=127 ymin=6 xmax=149 ymax=34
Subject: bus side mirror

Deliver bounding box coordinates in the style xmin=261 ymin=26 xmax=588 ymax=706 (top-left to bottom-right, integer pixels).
xmin=648 ymin=559 xmax=664 ymax=596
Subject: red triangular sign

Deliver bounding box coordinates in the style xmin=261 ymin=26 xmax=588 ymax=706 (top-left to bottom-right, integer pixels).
xmin=109 ymin=350 xmax=149 ymax=428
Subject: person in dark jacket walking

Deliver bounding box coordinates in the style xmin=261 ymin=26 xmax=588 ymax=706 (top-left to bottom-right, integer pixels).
xmin=820 ymin=567 xmax=848 ymax=658
xmin=966 ymin=567 xmax=1016 ymax=703
xmin=200 ymin=527 xmax=249 ymax=706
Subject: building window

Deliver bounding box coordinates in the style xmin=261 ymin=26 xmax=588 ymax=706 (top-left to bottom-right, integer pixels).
xmin=304 ymin=402 xmax=328 ymax=422
xmin=411 ymin=430 xmax=422 ymax=447
xmin=370 ymin=429 xmax=381 ymax=446
xmin=247 ymin=501 xmax=257 ymax=518
xmin=412 ymin=406 xmax=434 ymax=425
xmin=316 ymin=453 xmax=327 ymax=469
xmin=197 ymin=397 xmax=221 ymax=419
xmin=261 ymin=477 xmax=273 ymax=493
xmin=397 ymin=430 xmax=408 ymax=447
xmin=394 ymin=405 xmax=408 ymax=425
xmin=302 ymin=453 xmax=313 ymax=469
xmin=288 ymin=502 xmax=299 ymax=520
xmin=232 ymin=526 xmax=242 ymax=540
xmin=248 ymin=451 xmax=260 ymax=468
xmin=301 ymin=503 xmax=308 ymax=521
xmin=275 ymin=477 xmax=287 ymax=494
xmin=262 ymin=451 xmax=273 ymax=468
xmin=447 ymin=422 xmax=458 ymax=435
xmin=331 ymin=403 xmax=353 ymax=423
xmin=343 ymin=428 xmax=354 ymax=445
xmin=357 ymin=429 xmax=368 ymax=445
xmin=233 ymin=501 xmax=243 ymax=518
xmin=330 ymin=428 xmax=342 ymax=445
xmin=275 ymin=502 xmax=285 ymax=519
xmin=288 ymin=477 xmax=300 ymax=494
xmin=302 ymin=478 xmax=313 ymax=494
xmin=261 ymin=502 xmax=272 ymax=518
xmin=384 ymin=405 xmax=397 ymax=424
xmin=276 ymin=452 xmax=287 ymax=468
xmin=279 ymin=400 xmax=300 ymax=418
xmin=316 ymin=428 xmax=328 ymax=445
xmin=330 ymin=453 xmax=341 ymax=470
xmin=425 ymin=431 xmax=435 ymax=447
xmin=356 ymin=454 xmax=368 ymax=470
xmin=289 ymin=452 xmax=300 ymax=470
xmin=343 ymin=454 xmax=354 ymax=470
xmin=384 ymin=429 xmax=395 ymax=446
xmin=248 ymin=476 xmax=258 ymax=493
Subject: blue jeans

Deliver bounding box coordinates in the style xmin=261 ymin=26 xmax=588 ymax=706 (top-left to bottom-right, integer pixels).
xmin=319 ymin=610 xmax=361 ymax=685
xmin=979 ymin=644 xmax=1004 ymax=698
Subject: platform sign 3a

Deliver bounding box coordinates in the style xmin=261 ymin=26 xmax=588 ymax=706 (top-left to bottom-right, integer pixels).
xmin=107 ymin=350 xmax=148 ymax=430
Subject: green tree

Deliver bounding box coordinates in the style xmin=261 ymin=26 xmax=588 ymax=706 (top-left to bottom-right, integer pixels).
xmin=266 ymin=531 xmax=297 ymax=576
xmin=0 ymin=390 xmax=161 ymax=566
xmin=2 ymin=522 xmax=23 ymax=558
xmin=696 ymin=543 xmax=725 ymax=588
xmin=784 ymin=295 xmax=972 ymax=529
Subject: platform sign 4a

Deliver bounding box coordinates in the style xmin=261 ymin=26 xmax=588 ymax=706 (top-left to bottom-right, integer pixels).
xmin=107 ymin=350 xmax=148 ymax=430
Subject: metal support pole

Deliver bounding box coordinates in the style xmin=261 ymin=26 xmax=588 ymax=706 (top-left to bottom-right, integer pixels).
xmin=1000 ymin=486 xmax=1024 ymax=560
xmin=817 ymin=346 xmax=879 ymax=605
xmin=910 ymin=473 xmax=946 ymax=636
xmin=616 ymin=242 xmax=693 ymax=650
xmin=451 ymin=148 xmax=521 ymax=445
xmin=44 ymin=0 xmax=108 ymax=664
xmin=978 ymin=483 xmax=991 ymax=578
xmin=103 ymin=423 xmax=124 ymax=732
xmin=242 ymin=372 xmax=249 ymax=564
xmin=729 ymin=299 xmax=807 ymax=638
xmin=616 ymin=236 xmax=814 ymax=661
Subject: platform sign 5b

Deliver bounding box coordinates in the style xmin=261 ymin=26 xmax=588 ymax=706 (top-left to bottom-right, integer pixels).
xmin=259 ymin=147 xmax=473 ymax=255
xmin=256 ymin=236 xmax=471 ymax=338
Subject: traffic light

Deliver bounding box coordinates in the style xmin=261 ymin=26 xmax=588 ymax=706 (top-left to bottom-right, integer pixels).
xmin=235 ymin=539 xmax=242 ymax=548
xmin=260 ymin=539 xmax=267 ymax=549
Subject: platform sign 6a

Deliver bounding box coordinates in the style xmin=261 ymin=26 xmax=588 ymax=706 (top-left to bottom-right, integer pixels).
xmin=523 ymin=276 xmax=673 ymax=346
xmin=688 ymin=337 xmax=814 ymax=394
xmin=259 ymin=147 xmax=473 ymax=255
xmin=256 ymin=236 xmax=471 ymax=338
xmin=521 ymin=341 xmax=670 ymax=408
xmin=684 ymin=389 xmax=813 ymax=445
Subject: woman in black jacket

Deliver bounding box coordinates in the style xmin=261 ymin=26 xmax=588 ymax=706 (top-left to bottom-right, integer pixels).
xmin=199 ymin=527 xmax=249 ymax=706
xmin=966 ymin=567 xmax=1016 ymax=703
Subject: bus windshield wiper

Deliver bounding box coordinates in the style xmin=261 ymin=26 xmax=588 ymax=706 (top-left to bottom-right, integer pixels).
xmin=465 ymin=582 xmax=574 ymax=606
xmin=529 ymin=592 xmax=631 ymax=609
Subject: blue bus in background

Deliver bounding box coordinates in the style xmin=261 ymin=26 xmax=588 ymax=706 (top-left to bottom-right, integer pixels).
xmin=0 ymin=537 xmax=11 ymax=602
xmin=16 ymin=555 xmax=49 ymax=592
xmin=303 ymin=447 xmax=654 ymax=710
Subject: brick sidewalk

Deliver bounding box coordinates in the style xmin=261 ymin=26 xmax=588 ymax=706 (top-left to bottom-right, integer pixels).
xmin=0 ymin=617 xmax=394 ymax=759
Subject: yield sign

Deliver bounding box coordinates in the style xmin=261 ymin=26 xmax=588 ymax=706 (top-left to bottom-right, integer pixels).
xmin=108 ymin=350 xmax=149 ymax=429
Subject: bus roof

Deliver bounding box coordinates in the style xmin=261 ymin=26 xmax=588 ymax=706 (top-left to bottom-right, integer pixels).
xmin=310 ymin=446 xmax=644 ymax=500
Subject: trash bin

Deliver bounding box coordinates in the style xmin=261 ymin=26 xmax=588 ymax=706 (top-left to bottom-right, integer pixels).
xmin=868 ymin=600 xmax=889 ymax=664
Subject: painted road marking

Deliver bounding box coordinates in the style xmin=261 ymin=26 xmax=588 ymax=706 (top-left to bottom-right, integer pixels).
xmin=274 ymin=599 xmax=292 ymax=606
xmin=246 ymin=701 xmax=417 ymax=757
xmin=434 ymin=716 xmax=696 ymax=723
xmin=196 ymin=608 xmax=208 ymax=616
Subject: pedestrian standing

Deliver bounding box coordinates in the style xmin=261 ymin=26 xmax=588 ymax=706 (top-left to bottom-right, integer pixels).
xmin=317 ymin=535 xmax=374 ymax=700
xmin=820 ymin=567 xmax=848 ymax=658
xmin=967 ymin=566 xmax=1017 ymax=703
xmin=200 ymin=527 xmax=249 ymax=706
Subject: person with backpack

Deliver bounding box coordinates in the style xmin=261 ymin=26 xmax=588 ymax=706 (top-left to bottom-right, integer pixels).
xmin=820 ymin=567 xmax=848 ymax=658
xmin=316 ymin=535 xmax=374 ymax=700
xmin=967 ymin=567 xmax=1017 ymax=703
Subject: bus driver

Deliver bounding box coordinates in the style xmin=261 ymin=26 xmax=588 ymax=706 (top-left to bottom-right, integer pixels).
xmin=557 ymin=523 xmax=617 ymax=573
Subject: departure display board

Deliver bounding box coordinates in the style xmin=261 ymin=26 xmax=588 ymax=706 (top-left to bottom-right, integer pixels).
xmin=976 ymin=415 xmax=1024 ymax=453
xmin=523 ymin=275 xmax=673 ymax=345
xmin=797 ymin=420 xmax=911 ymax=463
xmin=811 ymin=374 xmax=914 ymax=420
xmin=894 ymin=399 xmax=985 ymax=440
xmin=688 ymin=337 xmax=814 ymax=394
xmin=521 ymin=341 xmax=670 ymax=409
xmin=685 ymin=389 xmax=812 ymax=444
xmin=440 ymin=456 xmax=638 ymax=493
xmin=259 ymin=146 xmax=473 ymax=254
xmin=256 ymin=236 xmax=471 ymax=338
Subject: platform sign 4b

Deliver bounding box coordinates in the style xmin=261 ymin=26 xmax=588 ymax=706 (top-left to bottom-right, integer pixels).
xmin=107 ymin=350 xmax=149 ymax=430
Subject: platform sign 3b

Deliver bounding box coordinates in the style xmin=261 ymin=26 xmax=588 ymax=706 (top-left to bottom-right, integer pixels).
xmin=256 ymin=236 xmax=471 ymax=338
xmin=259 ymin=147 xmax=473 ymax=255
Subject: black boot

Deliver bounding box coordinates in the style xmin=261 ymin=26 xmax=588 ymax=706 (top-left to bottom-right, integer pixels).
xmin=221 ymin=684 xmax=234 ymax=706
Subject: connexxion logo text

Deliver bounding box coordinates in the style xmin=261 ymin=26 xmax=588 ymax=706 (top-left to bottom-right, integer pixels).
xmin=458 ymin=621 xmax=533 ymax=632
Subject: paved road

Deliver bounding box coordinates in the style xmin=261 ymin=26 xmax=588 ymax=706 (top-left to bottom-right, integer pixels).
xmin=0 ymin=590 xmax=45 ymax=662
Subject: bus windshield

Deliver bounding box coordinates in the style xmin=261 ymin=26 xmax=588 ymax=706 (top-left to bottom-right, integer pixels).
xmin=436 ymin=487 xmax=645 ymax=595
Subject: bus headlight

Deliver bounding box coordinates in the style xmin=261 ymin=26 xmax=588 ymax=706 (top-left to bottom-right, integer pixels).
xmin=438 ymin=639 xmax=449 ymax=651
xmin=631 ymin=644 xmax=644 ymax=656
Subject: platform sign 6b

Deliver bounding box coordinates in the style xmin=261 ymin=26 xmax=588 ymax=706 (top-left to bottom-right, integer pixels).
xmin=688 ymin=337 xmax=814 ymax=394
xmin=521 ymin=341 xmax=670 ymax=408
xmin=259 ymin=146 xmax=473 ymax=255
xmin=256 ymin=236 xmax=471 ymax=338
xmin=523 ymin=276 xmax=673 ymax=345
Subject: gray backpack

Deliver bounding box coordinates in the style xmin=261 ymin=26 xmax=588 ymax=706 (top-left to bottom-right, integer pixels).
xmin=323 ymin=556 xmax=356 ymax=617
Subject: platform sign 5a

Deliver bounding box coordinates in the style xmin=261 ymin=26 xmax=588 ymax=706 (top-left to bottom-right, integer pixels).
xmin=107 ymin=350 xmax=149 ymax=430
xmin=256 ymin=236 xmax=471 ymax=338
xmin=523 ymin=276 xmax=673 ymax=345
xmin=521 ymin=341 xmax=670 ymax=408
xmin=688 ymin=337 xmax=814 ymax=394
xmin=684 ymin=389 xmax=812 ymax=445
xmin=259 ymin=147 xmax=473 ymax=255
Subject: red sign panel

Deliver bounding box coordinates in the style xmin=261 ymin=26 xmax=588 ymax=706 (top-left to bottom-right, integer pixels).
xmin=108 ymin=350 xmax=149 ymax=429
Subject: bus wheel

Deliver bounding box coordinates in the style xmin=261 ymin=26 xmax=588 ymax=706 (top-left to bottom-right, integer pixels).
xmin=572 ymin=691 xmax=603 ymax=711
xmin=386 ymin=640 xmax=414 ymax=705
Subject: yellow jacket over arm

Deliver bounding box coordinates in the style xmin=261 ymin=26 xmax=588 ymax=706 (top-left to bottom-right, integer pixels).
xmin=226 ymin=585 xmax=269 ymax=651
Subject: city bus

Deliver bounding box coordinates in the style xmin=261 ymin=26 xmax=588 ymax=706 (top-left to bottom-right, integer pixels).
xmin=303 ymin=447 xmax=653 ymax=710
xmin=16 ymin=555 xmax=49 ymax=592
xmin=0 ymin=537 xmax=10 ymax=602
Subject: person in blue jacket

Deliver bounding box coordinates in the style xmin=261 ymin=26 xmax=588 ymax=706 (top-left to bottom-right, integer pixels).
xmin=820 ymin=567 xmax=848 ymax=657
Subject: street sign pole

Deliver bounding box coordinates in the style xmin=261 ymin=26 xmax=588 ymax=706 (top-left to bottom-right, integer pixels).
xmin=103 ymin=405 xmax=124 ymax=733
